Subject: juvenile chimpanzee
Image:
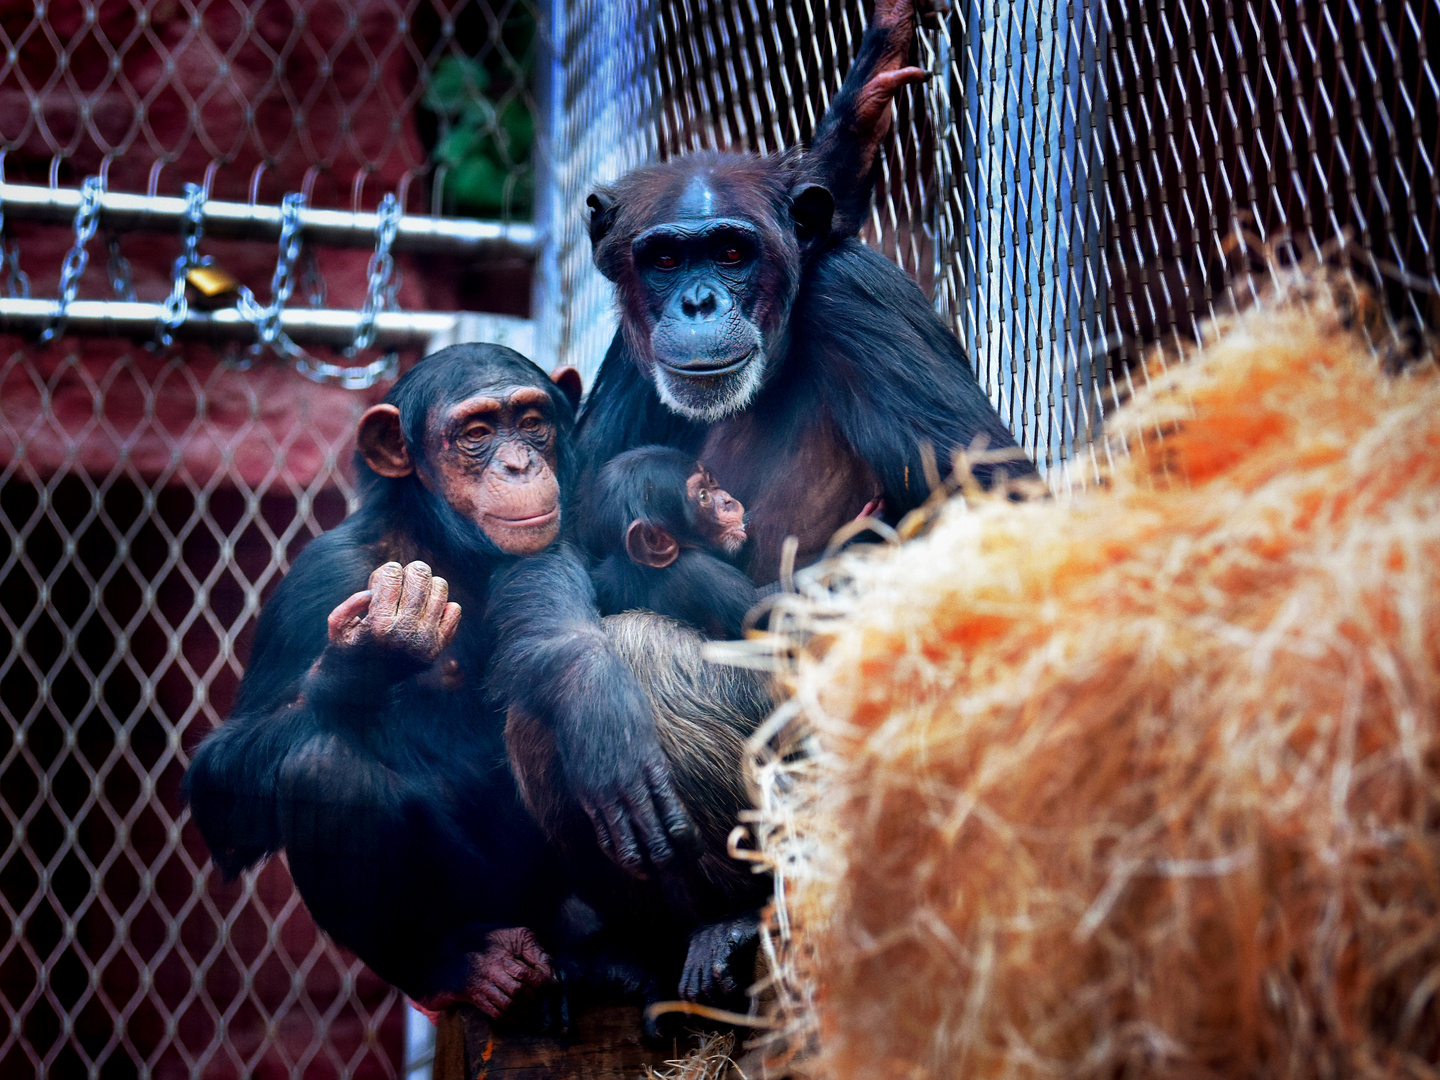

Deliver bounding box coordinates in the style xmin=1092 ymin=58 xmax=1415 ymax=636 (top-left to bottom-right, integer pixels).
xmin=185 ymin=344 xmax=697 ymax=1024
xmin=584 ymin=446 xmax=758 ymax=641
xmin=578 ymin=1 xmax=1037 ymax=584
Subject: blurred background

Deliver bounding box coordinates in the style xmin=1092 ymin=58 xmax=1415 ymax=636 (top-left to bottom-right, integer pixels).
xmin=0 ymin=0 xmax=1434 ymax=1075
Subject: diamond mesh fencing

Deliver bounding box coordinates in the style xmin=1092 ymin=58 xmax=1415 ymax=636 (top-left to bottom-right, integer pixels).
xmin=550 ymin=0 xmax=1437 ymax=474
xmin=4 ymin=0 xmax=1438 ymax=1077
xmin=1 ymin=2 xmax=542 ymax=1077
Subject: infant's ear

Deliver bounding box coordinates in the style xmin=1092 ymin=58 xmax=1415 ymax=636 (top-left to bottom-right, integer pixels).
xmin=624 ymin=520 xmax=680 ymax=569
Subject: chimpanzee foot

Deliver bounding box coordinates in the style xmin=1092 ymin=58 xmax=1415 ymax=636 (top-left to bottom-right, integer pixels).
xmin=418 ymin=927 xmax=556 ymax=1028
xmin=679 ymin=913 xmax=761 ymax=1006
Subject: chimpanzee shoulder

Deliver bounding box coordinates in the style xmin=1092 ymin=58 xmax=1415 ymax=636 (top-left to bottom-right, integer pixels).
xmin=791 ymin=238 xmax=1032 ymax=494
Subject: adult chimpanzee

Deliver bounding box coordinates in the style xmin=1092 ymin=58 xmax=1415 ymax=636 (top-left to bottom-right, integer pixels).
xmin=584 ymin=447 xmax=758 ymax=641
xmin=485 ymin=0 xmax=973 ymax=1010
xmin=577 ymin=14 xmax=1036 ymax=583
xmin=184 ymin=343 xmax=697 ymax=1024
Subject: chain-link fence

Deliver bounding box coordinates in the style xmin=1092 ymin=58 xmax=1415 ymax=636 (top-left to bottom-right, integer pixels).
xmin=1 ymin=2 xmax=541 ymax=1077
xmin=548 ymin=0 xmax=1437 ymax=473
xmin=4 ymin=0 xmax=1438 ymax=1077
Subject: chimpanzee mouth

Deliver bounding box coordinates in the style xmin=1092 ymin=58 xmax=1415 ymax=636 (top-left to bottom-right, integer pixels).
xmin=489 ymin=508 xmax=559 ymax=528
xmin=657 ymin=349 xmax=756 ymax=379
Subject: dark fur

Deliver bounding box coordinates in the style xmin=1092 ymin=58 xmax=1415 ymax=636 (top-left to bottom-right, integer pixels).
xmin=584 ymin=446 xmax=759 ymax=641
xmin=577 ymin=19 xmax=1036 ymax=583
xmin=505 ymin=611 xmax=774 ymax=1005
xmin=184 ymin=343 xmax=581 ymax=1002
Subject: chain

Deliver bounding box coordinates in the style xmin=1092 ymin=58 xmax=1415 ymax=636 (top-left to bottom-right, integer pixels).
xmin=234 ymin=192 xmax=306 ymax=362
xmin=39 ymin=176 xmax=103 ymax=344
xmin=348 ymin=192 xmax=401 ymax=356
xmin=107 ymin=235 xmax=136 ymax=301
xmin=0 ymin=202 xmax=32 ymax=299
xmin=301 ymin=247 xmax=328 ymax=307
xmin=155 ymin=183 xmax=210 ymax=347
xmin=294 ymin=352 xmax=400 ymax=389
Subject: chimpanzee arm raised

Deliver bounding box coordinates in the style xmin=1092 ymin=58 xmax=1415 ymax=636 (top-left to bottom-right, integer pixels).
xmin=806 ymin=0 xmax=931 ymax=239
xmin=486 ymin=544 xmax=699 ymax=876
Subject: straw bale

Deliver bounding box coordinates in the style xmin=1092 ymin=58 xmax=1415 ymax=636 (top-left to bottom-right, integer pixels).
xmin=749 ymin=277 xmax=1440 ymax=1080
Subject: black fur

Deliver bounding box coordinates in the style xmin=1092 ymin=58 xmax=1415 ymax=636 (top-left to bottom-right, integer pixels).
xmin=573 ymin=176 xmax=1036 ymax=587
xmin=185 ymin=343 xmax=580 ymax=1002
xmin=583 ymin=446 xmax=759 ymax=641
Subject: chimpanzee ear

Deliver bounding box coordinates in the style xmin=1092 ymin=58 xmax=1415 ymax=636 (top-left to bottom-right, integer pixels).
xmin=550 ymin=365 xmax=583 ymax=412
xmin=587 ymin=191 xmax=620 ymax=248
xmin=625 ymin=520 xmax=680 ymax=569
xmin=790 ymin=183 xmax=835 ymax=248
xmin=356 ymin=404 xmax=413 ymax=478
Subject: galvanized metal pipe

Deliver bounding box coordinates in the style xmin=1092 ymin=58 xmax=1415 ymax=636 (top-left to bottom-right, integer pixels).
xmin=0 ymin=297 xmax=462 ymax=348
xmin=0 ymin=183 xmax=541 ymax=258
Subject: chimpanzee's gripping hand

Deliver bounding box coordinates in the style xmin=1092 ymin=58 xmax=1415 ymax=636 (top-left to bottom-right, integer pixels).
xmin=327 ymin=560 xmax=462 ymax=665
xmin=854 ymin=0 xmax=940 ymax=144
xmin=555 ymin=670 xmax=699 ymax=882
xmin=485 ymin=546 xmax=700 ymax=880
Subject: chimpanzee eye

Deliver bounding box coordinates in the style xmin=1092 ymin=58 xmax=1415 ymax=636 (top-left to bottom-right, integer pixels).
xmin=717 ymin=247 xmax=744 ymax=266
xmin=519 ymin=414 xmax=543 ymax=431
xmin=698 ymin=490 xmax=710 ymax=504
xmin=463 ymin=423 xmax=494 ymax=441
xmin=653 ymin=251 xmax=679 ymax=271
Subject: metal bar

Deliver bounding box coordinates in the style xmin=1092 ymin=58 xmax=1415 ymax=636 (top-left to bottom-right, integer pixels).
xmin=0 ymin=298 xmax=467 ymax=348
xmin=0 ymin=183 xmax=541 ymax=258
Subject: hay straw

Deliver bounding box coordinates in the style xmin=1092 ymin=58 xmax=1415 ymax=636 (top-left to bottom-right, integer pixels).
xmin=744 ymin=271 xmax=1440 ymax=1080
xmin=644 ymin=1031 xmax=742 ymax=1080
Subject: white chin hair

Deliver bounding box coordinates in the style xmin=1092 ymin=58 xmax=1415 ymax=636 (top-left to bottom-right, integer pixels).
xmin=655 ymin=354 xmax=766 ymax=423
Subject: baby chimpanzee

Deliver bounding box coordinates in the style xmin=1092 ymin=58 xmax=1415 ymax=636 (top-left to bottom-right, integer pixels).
xmin=583 ymin=446 xmax=758 ymax=640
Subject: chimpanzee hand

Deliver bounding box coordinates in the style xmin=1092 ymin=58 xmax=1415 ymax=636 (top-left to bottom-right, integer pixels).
xmin=416 ymin=927 xmax=556 ymax=1025
xmin=856 ymin=0 xmax=942 ymax=144
xmin=327 ymin=560 xmax=462 ymax=665
xmin=679 ymin=913 xmax=761 ymax=1005
xmin=559 ymin=705 xmax=698 ymax=882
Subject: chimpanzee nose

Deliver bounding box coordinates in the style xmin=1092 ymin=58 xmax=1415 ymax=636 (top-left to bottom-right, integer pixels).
xmin=497 ymin=441 xmax=532 ymax=475
xmin=681 ymin=284 xmax=719 ymax=319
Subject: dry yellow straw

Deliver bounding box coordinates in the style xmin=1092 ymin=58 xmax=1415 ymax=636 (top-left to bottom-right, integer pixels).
xmin=747 ymin=273 xmax=1440 ymax=1080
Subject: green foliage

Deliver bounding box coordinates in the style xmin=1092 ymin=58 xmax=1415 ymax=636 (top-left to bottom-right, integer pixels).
xmin=426 ymin=32 xmax=536 ymax=218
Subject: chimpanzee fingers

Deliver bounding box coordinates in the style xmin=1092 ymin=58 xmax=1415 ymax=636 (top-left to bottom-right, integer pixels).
xmin=513 ymin=957 xmax=553 ymax=989
xmin=646 ymin=761 xmax=700 ymax=847
xmin=395 ymin=561 xmax=433 ymax=627
xmin=487 ymin=968 xmax=525 ymax=999
xmin=625 ymin=791 xmax=676 ymax=870
xmin=417 ymin=573 xmax=449 ymax=626
xmin=366 ymin=562 xmax=405 ymax=625
xmin=583 ymin=803 xmax=627 ymax=871
xmin=600 ymin=802 xmax=648 ymax=876
xmin=872 ymin=66 xmax=930 ymax=91
xmin=679 ymin=956 xmax=704 ymax=1003
xmin=515 ymin=939 xmax=554 ymax=981
xmin=326 ymin=590 xmax=372 ymax=646
xmin=918 ymin=0 xmax=950 ymax=28
xmin=436 ymin=601 xmax=463 ymax=653
xmin=471 ymin=983 xmax=510 ymax=1020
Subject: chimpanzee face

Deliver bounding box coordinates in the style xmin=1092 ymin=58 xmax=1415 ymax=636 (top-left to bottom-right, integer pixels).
xmin=589 ymin=154 xmax=831 ymax=425
xmin=426 ymin=385 xmax=561 ymax=555
xmin=633 ymin=181 xmax=771 ymax=422
xmin=686 ymin=465 xmax=746 ymax=556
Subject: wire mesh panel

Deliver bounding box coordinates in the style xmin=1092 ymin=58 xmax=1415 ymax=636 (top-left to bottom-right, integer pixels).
xmin=4 ymin=0 xmax=1438 ymax=1076
xmin=550 ymin=0 xmax=1437 ymax=474
xmin=0 ymin=2 xmax=543 ymax=1077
